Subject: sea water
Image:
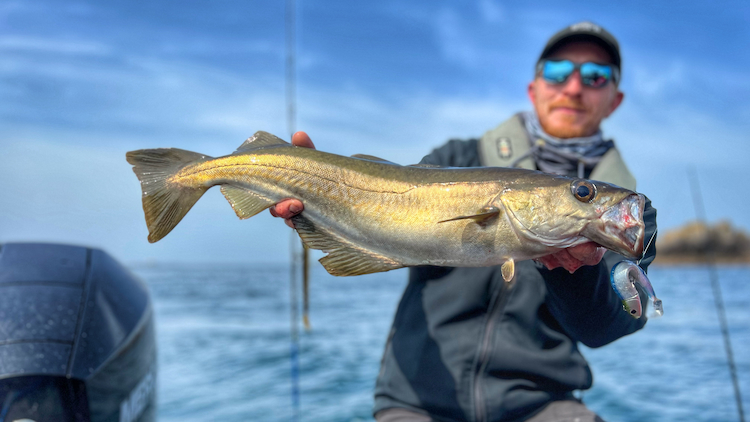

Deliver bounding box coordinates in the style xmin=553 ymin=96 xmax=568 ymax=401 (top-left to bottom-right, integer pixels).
xmin=131 ymin=264 xmax=750 ymax=422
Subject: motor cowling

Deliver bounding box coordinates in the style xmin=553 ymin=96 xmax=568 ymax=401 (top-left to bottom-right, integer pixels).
xmin=0 ymin=243 xmax=156 ymax=422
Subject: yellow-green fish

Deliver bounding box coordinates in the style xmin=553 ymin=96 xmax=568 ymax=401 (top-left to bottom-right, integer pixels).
xmin=126 ymin=131 xmax=645 ymax=278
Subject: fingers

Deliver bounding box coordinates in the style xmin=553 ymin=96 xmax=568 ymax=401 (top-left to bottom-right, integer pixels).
xmin=535 ymin=254 xmax=563 ymax=270
xmin=269 ymin=199 xmax=303 ymax=218
xmin=537 ymin=242 xmax=606 ymax=274
xmin=567 ymin=242 xmax=606 ymax=266
xmin=268 ymin=132 xmax=311 ymax=227
xmin=536 ymin=252 xmax=581 ymax=273
xmin=269 ymin=132 xmax=311 ymax=226
xmin=269 ymin=198 xmax=304 ymax=228
xmin=553 ymin=250 xmax=584 ymax=273
xmin=585 ymin=247 xmax=606 ymax=266
xmin=567 ymin=242 xmax=597 ymax=261
xmin=292 ymin=131 xmax=315 ymax=149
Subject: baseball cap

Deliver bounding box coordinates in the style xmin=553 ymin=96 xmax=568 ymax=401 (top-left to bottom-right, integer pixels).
xmin=538 ymin=21 xmax=621 ymax=72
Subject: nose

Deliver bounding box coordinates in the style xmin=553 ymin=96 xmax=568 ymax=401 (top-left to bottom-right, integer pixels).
xmin=561 ymin=70 xmax=584 ymax=95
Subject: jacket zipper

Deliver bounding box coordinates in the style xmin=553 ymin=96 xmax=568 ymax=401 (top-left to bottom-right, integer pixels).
xmin=473 ymin=278 xmax=513 ymax=422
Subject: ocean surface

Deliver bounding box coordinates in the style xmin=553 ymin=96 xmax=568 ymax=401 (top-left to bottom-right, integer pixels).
xmin=130 ymin=263 xmax=750 ymax=422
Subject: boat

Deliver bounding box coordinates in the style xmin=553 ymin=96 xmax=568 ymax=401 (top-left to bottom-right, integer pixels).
xmin=0 ymin=243 xmax=156 ymax=422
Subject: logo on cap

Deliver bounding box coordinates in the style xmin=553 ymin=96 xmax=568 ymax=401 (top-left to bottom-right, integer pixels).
xmin=569 ymin=22 xmax=601 ymax=33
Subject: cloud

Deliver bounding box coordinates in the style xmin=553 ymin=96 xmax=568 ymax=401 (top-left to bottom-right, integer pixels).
xmin=628 ymin=60 xmax=686 ymax=97
xmin=478 ymin=0 xmax=505 ymax=23
xmin=1 ymin=48 xmax=288 ymax=152
xmin=298 ymin=84 xmax=524 ymax=164
xmin=608 ymin=101 xmax=749 ymax=167
xmin=0 ymin=1 xmax=47 ymax=20
xmin=0 ymin=36 xmax=112 ymax=56
xmin=433 ymin=8 xmax=482 ymax=67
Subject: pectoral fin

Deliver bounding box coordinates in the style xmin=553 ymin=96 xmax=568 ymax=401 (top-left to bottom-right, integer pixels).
xmin=501 ymin=258 xmax=515 ymax=282
xmin=220 ymin=185 xmax=275 ymax=219
xmin=438 ymin=206 xmax=501 ymax=224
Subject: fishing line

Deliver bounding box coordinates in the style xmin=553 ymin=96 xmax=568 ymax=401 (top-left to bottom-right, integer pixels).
xmin=637 ymin=228 xmax=657 ymax=267
xmin=286 ymin=0 xmax=296 ymax=139
xmin=289 ymin=230 xmax=301 ymax=422
xmin=688 ymin=167 xmax=745 ymax=422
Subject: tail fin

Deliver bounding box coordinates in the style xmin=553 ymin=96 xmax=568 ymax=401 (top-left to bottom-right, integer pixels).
xmin=126 ymin=148 xmax=212 ymax=243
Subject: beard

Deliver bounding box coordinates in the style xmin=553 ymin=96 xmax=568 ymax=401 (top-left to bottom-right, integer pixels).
xmin=538 ymin=99 xmax=598 ymax=138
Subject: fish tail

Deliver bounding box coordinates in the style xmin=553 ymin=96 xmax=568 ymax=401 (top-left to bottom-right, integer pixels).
xmin=126 ymin=148 xmax=213 ymax=243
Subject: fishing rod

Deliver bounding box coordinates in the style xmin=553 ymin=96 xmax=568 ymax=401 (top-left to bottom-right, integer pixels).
xmin=286 ymin=0 xmax=303 ymax=420
xmin=285 ymin=0 xmax=310 ymax=332
xmin=688 ymin=167 xmax=745 ymax=422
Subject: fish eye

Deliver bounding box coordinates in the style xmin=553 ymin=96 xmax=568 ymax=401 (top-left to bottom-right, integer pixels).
xmin=571 ymin=180 xmax=596 ymax=203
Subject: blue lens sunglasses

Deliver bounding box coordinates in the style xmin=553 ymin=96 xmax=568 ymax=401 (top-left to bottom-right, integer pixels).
xmin=536 ymin=60 xmax=619 ymax=88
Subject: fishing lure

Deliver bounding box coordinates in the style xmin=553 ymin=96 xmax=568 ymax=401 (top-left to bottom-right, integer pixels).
xmin=610 ymin=260 xmax=643 ymax=318
xmin=610 ymin=260 xmax=663 ymax=319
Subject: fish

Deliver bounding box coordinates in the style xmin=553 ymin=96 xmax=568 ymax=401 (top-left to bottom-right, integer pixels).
xmin=126 ymin=131 xmax=646 ymax=278
xmin=610 ymin=260 xmax=663 ymax=318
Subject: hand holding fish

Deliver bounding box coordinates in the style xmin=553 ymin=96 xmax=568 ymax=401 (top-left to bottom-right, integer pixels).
xmin=268 ymin=131 xmax=316 ymax=228
xmin=268 ymin=131 xmax=608 ymax=274
xmin=535 ymin=242 xmax=606 ymax=273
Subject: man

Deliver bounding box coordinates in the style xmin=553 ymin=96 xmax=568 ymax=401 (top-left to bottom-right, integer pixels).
xmin=272 ymin=22 xmax=657 ymax=422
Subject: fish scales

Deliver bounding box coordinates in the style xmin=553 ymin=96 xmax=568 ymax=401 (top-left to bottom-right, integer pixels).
xmin=173 ymin=148 xmax=507 ymax=260
xmin=127 ymin=131 xmax=646 ymax=277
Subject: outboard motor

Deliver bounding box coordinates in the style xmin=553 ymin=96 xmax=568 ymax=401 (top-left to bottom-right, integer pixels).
xmin=0 ymin=243 xmax=156 ymax=422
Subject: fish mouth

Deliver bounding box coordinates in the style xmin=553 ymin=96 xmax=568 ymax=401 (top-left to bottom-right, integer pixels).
xmin=593 ymin=193 xmax=645 ymax=259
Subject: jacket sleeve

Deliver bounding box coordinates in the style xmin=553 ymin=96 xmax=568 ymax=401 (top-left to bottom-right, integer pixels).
xmin=540 ymin=197 xmax=658 ymax=348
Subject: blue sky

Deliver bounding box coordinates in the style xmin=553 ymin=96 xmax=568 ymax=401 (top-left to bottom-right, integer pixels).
xmin=2 ymin=0 xmax=748 ymax=264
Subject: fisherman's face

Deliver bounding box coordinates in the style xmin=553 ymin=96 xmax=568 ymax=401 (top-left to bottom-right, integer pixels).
xmin=528 ymin=41 xmax=624 ymax=138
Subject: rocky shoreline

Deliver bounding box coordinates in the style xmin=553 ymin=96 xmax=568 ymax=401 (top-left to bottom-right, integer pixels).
xmin=653 ymin=220 xmax=750 ymax=265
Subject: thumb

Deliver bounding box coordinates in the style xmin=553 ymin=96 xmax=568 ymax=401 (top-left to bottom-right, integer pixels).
xmin=292 ymin=131 xmax=315 ymax=149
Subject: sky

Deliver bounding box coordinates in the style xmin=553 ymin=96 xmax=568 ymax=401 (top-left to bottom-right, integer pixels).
xmin=1 ymin=0 xmax=749 ymax=264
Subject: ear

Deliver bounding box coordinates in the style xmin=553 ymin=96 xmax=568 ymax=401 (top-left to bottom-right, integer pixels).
xmin=527 ymin=80 xmax=537 ymax=107
xmin=606 ymin=90 xmax=624 ymax=117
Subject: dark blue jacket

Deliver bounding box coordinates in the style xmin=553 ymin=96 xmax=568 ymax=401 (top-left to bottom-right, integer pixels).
xmin=373 ymin=138 xmax=657 ymax=422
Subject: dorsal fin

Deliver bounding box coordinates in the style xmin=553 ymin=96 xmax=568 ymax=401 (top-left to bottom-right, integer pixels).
xmin=234 ymin=131 xmax=290 ymax=154
xmin=351 ymin=154 xmax=397 ymax=164
xmin=408 ymin=163 xmax=443 ymax=168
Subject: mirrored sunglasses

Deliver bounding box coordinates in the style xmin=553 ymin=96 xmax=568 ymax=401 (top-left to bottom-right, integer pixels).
xmin=537 ymin=60 xmax=619 ymax=88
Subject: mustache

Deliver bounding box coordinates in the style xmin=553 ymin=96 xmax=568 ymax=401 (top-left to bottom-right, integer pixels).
xmin=549 ymin=99 xmax=588 ymax=111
